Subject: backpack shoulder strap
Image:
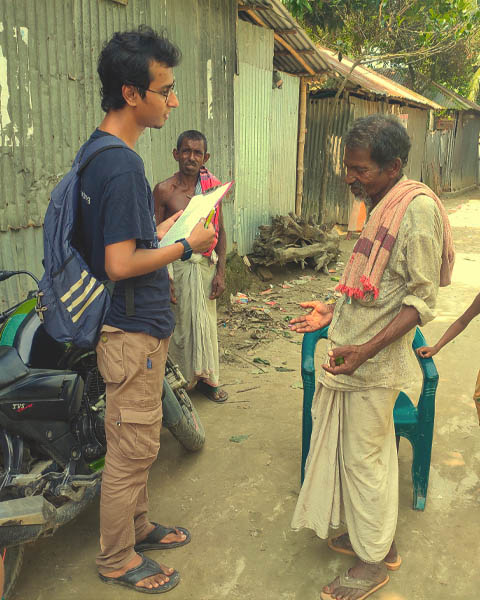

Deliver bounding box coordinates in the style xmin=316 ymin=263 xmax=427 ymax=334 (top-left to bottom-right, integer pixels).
xmin=77 ymin=135 xmax=136 ymax=175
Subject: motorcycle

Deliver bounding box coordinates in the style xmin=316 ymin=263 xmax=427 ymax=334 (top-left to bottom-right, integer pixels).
xmin=0 ymin=269 xmax=205 ymax=598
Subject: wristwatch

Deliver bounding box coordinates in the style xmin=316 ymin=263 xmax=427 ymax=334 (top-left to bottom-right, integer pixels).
xmin=176 ymin=238 xmax=193 ymax=261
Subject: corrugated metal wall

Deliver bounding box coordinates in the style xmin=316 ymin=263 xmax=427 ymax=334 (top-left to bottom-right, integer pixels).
xmin=303 ymin=95 xmax=352 ymax=223
xmin=0 ymin=0 xmax=236 ymax=309
xmin=234 ymin=21 xmax=300 ymax=254
xmin=423 ymin=112 xmax=479 ymax=194
xmin=396 ymin=106 xmax=428 ymax=181
xmin=269 ymin=72 xmax=299 ymax=217
xmin=303 ymin=93 xmax=430 ymax=223
xmin=234 ymin=20 xmax=273 ymax=255
xmin=423 ymin=127 xmax=455 ymax=194
xmin=450 ymin=112 xmax=480 ymax=191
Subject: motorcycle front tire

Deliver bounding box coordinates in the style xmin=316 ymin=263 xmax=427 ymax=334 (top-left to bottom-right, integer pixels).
xmin=163 ymin=383 xmax=205 ymax=452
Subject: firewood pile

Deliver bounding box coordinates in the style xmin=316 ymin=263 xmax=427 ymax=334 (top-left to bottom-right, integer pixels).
xmin=248 ymin=214 xmax=341 ymax=273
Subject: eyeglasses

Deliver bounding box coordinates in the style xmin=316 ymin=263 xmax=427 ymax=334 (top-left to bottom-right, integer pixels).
xmin=145 ymin=82 xmax=176 ymax=103
xmin=124 ymin=81 xmax=176 ymax=103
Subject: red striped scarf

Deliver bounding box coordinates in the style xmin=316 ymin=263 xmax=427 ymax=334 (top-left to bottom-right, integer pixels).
xmin=199 ymin=166 xmax=222 ymax=257
xmin=337 ymin=179 xmax=455 ymax=300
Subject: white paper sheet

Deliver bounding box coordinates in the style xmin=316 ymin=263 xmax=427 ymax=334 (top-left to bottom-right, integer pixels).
xmin=158 ymin=181 xmax=233 ymax=248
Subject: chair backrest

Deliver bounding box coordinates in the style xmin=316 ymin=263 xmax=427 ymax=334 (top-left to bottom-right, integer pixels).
xmin=301 ymin=326 xmax=439 ymax=412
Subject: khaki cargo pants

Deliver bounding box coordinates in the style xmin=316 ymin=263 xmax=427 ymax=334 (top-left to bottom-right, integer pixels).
xmin=95 ymin=325 xmax=169 ymax=574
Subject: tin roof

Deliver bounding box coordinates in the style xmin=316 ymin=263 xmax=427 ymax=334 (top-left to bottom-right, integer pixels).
xmin=238 ymin=1 xmax=329 ymax=76
xmin=380 ymin=70 xmax=480 ymax=113
xmin=313 ymin=47 xmax=442 ymax=110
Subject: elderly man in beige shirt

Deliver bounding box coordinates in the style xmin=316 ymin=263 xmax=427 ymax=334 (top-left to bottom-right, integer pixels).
xmin=290 ymin=114 xmax=454 ymax=600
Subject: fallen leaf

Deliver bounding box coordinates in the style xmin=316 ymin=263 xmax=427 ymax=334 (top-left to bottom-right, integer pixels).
xmin=230 ymin=434 xmax=250 ymax=443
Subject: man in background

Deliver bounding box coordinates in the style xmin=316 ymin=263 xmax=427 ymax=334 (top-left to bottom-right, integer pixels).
xmin=154 ymin=130 xmax=228 ymax=402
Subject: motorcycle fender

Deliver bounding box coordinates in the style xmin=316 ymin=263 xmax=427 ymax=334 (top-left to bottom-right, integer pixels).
xmin=0 ymin=495 xmax=56 ymax=527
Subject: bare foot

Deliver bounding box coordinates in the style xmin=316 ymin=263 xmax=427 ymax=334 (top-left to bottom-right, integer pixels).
xmin=330 ymin=533 xmax=398 ymax=565
xmin=103 ymin=553 xmax=174 ymax=590
xmin=322 ymin=560 xmax=388 ymax=600
xmin=138 ymin=522 xmax=187 ymax=546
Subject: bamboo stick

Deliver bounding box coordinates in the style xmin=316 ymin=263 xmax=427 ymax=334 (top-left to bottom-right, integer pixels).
xmin=296 ymin=77 xmax=308 ymax=216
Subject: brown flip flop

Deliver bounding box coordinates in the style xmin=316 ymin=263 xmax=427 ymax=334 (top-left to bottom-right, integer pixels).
xmin=196 ymin=381 xmax=228 ymax=403
xmin=328 ymin=535 xmax=402 ymax=571
xmin=320 ymin=572 xmax=390 ymax=600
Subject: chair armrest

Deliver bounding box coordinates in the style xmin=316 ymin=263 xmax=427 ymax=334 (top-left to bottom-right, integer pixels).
xmin=301 ymin=326 xmax=329 ymax=378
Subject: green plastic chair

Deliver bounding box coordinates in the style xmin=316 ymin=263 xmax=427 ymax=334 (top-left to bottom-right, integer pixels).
xmin=300 ymin=326 xmax=439 ymax=511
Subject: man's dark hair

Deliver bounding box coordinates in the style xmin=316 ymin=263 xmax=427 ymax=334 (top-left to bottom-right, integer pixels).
xmin=176 ymin=130 xmax=208 ymax=154
xmin=345 ymin=114 xmax=411 ymax=170
xmin=98 ymin=25 xmax=181 ymax=112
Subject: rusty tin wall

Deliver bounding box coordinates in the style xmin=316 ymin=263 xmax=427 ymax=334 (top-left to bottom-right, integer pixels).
xmin=0 ymin=0 xmax=236 ymax=308
xmin=303 ymin=95 xmax=353 ymax=224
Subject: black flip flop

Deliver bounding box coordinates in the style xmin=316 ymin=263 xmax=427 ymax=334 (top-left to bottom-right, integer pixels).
xmin=99 ymin=554 xmax=180 ymax=594
xmin=135 ymin=524 xmax=191 ymax=552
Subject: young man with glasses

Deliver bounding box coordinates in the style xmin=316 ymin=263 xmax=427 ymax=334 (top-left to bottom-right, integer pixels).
xmin=76 ymin=27 xmax=215 ymax=594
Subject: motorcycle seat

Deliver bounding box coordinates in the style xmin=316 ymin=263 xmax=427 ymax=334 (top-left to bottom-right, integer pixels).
xmin=0 ymin=346 xmax=29 ymax=388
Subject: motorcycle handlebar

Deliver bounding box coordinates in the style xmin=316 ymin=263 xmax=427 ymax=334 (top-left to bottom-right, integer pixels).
xmin=0 ymin=270 xmax=39 ymax=285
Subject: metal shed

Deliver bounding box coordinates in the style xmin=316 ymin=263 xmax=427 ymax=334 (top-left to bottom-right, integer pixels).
xmin=235 ymin=1 xmax=329 ymax=254
xmin=412 ymin=81 xmax=480 ymax=194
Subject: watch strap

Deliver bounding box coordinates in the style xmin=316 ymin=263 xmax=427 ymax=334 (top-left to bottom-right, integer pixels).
xmin=175 ymin=238 xmax=193 ymax=261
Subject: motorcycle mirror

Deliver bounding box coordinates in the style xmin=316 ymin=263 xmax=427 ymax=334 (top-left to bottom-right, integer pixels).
xmin=0 ymin=270 xmax=19 ymax=282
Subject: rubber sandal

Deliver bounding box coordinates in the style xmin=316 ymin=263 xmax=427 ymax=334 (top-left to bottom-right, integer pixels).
xmin=327 ymin=535 xmax=402 ymax=571
xmin=135 ymin=524 xmax=191 ymax=552
xmin=195 ymin=381 xmax=228 ymax=403
xmin=320 ymin=571 xmax=389 ymax=600
xmin=99 ymin=554 xmax=180 ymax=594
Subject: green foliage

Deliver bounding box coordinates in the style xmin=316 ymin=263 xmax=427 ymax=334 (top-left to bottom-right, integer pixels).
xmin=284 ymin=0 xmax=312 ymax=16
xmin=282 ymin=0 xmax=480 ymax=100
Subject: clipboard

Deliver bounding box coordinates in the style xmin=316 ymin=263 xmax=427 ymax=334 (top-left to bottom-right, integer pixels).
xmin=159 ymin=181 xmax=233 ymax=248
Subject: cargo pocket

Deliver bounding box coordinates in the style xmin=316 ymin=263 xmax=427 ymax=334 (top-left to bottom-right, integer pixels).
xmin=96 ymin=326 xmax=126 ymax=384
xmin=144 ymin=338 xmax=168 ymax=406
xmin=117 ymin=405 xmax=162 ymax=460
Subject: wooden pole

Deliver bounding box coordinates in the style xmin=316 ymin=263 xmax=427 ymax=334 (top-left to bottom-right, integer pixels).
xmin=296 ymin=77 xmax=308 ymax=217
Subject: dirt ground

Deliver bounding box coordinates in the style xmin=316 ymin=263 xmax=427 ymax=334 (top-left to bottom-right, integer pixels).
xmin=12 ymin=190 xmax=480 ymax=600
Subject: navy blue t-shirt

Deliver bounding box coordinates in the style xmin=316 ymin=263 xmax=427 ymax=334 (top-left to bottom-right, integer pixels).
xmin=77 ymin=129 xmax=174 ymax=340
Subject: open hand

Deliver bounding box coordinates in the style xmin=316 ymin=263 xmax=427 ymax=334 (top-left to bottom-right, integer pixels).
xmin=289 ymin=301 xmax=334 ymax=333
xmin=210 ymin=273 xmax=225 ymax=300
xmin=322 ymin=344 xmax=369 ymax=376
xmin=157 ymin=210 xmax=183 ymax=240
xmin=416 ymin=346 xmax=438 ymax=358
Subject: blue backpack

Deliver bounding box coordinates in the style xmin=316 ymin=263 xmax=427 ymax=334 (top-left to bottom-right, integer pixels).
xmin=37 ymin=136 xmax=134 ymax=348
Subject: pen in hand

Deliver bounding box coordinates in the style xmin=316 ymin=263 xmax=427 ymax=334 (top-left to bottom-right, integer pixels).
xmin=204 ymin=209 xmax=215 ymax=229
